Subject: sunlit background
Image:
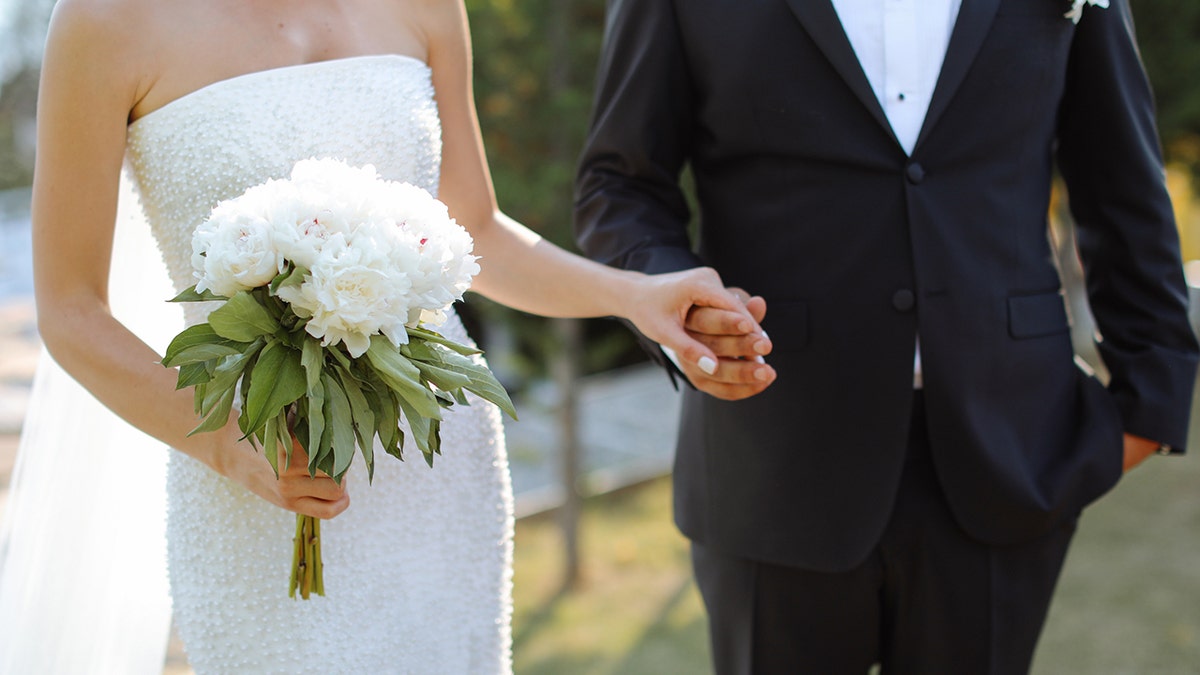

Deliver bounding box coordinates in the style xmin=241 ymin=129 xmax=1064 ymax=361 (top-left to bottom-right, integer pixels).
xmin=0 ymin=1 xmax=1198 ymax=673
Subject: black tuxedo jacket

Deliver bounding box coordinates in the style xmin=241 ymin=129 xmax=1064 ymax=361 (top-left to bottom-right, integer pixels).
xmin=574 ymin=0 xmax=1199 ymax=572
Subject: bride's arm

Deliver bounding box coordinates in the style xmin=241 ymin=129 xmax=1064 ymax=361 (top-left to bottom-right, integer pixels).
xmin=425 ymin=1 xmax=768 ymax=375
xmin=31 ymin=2 xmax=347 ymax=519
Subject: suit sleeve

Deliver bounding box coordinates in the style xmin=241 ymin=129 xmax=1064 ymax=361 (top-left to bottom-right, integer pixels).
xmin=573 ymin=0 xmax=704 ymax=377
xmin=574 ymin=0 xmax=701 ymax=275
xmin=1056 ymin=0 xmax=1200 ymax=451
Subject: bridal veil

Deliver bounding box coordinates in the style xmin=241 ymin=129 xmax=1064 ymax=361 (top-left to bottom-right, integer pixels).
xmin=0 ymin=171 xmax=178 ymax=673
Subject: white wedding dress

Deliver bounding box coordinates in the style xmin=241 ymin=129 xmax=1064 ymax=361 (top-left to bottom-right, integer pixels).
xmin=5 ymin=55 xmax=514 ymax=674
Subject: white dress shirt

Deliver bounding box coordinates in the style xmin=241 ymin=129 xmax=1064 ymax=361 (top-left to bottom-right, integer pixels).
xmin=831 ymin=0 xmax=962 ymax=155
xmin=833 ymin=0 xmax=962 ymax=386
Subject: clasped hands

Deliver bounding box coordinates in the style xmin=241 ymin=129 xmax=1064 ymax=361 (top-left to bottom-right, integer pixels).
xmin=676 ymin=287 xmax=776 ymax=401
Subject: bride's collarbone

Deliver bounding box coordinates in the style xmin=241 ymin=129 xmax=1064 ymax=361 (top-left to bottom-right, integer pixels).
xmin=129 ymin=1 xmax=426 ymax=123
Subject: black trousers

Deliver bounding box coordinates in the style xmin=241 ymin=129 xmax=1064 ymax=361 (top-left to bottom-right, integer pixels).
xmin=692 ymin=396 xmax=1077 ymax=675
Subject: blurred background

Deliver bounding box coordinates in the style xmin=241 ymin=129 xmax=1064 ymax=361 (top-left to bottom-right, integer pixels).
xmin=1 ymin=1 xmax=1199 ymax=673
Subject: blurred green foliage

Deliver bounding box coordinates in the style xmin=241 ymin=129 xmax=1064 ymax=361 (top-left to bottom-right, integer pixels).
xmin=463 ymin=0 xmax=646 ymax=384
xmin=1131 ymin=0 xmax=1200 ymax=174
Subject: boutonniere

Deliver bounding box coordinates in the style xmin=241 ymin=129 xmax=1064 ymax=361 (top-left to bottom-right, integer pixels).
xmin=1065 ymin=0 xmax=1109 ymax=24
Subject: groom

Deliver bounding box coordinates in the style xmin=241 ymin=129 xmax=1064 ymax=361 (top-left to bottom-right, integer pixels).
xmin=575 ymin=0 xmax=1199 ymax=672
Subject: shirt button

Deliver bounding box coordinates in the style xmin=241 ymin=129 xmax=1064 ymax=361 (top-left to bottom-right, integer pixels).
xmin=905 ymin=162 xmax=925 ymax=185
xmin=893 ymin=289 xmax=915 ymax=312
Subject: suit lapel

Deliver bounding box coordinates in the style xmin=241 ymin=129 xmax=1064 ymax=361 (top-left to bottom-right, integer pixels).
xmin=780 ymin=0 xmax=899 ymax=147
xmin=915 ymin=0 xmax=1003 ymax=151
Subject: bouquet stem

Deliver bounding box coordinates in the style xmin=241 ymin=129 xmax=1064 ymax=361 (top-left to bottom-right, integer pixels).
xmin=290 ymin=514 xmax=324 ymax=599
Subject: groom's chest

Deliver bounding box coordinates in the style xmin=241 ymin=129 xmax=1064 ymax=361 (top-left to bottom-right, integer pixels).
xmin=678 ymin=0 xmax=1074 ymax=155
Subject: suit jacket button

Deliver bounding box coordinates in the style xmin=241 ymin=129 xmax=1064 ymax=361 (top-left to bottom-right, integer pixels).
xmin=893 ymin=289 xmax=915 ymax=312
xmin=905 ymin=162 xmax=926 ymax=184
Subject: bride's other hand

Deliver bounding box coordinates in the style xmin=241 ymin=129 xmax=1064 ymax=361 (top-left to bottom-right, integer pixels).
xmin=210 ymin=420 xmax=350 ymax=519
xmin=626 ymin=270 xmax=775 ymax=400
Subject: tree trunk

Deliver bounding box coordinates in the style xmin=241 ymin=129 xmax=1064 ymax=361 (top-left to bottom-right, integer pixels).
xmin=546 ymin=0 xmax=584 ymax=591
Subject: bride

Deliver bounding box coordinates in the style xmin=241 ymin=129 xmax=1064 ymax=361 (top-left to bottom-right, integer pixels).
xmin=0 ymin=0 xmax=765 ymax=672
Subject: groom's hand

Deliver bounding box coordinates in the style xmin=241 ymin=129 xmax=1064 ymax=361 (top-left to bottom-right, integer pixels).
xmin=679 ymin=288 xmax=775 ymax=400
xmin=1122 ymin=433 xmax=1161 ymax=473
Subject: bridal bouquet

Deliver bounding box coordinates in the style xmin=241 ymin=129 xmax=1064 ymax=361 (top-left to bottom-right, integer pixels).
xmin=161 ymin=158 xmax=515 ymax=599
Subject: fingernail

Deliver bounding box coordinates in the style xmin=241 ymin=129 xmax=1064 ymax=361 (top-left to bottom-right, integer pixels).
xmin=753 ymin=355 xmax=765 ymax=364
xmin=738 ymin=320 xmax=752 ymax=333
xmin=755 ymin=367 xmax=769 ymax=382
xmin=754 ymin=339 xmax=770 ymax=355
xmin=761 ymin=331 xmax=769 ymax=340
xmin=698 ymin=356 xmax=718 ymax=375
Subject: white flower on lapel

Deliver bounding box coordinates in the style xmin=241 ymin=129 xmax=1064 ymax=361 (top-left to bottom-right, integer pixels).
xmin=1065 ymin=0 xmax=1109 ymax=24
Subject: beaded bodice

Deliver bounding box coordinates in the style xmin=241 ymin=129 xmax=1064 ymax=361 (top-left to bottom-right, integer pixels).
xmin=125 ymin=55 xmax=442 ymax=317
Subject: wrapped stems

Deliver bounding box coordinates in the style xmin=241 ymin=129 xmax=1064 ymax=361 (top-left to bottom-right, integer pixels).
xmin=289 ymin=514 xmax=324 ymax=599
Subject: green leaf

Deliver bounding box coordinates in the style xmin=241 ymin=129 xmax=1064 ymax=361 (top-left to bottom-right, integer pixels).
xmin=406 ymin=326 xmax=482 ymax=356
xmin=321 ymin=371 xmax=357 ymax=480
xmin=428 ymin=349 xmax=517 ymax=420
xmin=400 ymin=339 xmax=439 ymax=362
xmin=169 ymin=286 xmax=224 ymax=303
xmin=315 ymin=383 xmax=338 ymax=477
xmin=301 ymin=337 xmax=324 ymax=392
xmin=187 ymin=386 xmax=235 ymax=436
xmin=242 ymin=340 xmax=306 ymax=436
xmin=263 ymin=412 xmax=282 ymax=477
xmin=270 ymin=264 xmax=309 ymax=295
xmin=395 ymin=394 xmax=435 ymax=460
xmin=327 ymin=345 xmax=353 ymax=371
xmin=304 ymin=379 xmax=326 ymax=466
xmin=163 ymin=323 xmax=246 ymax=367
xmin=275 ymin=410 xmax=293 ymax=472
xmin=364 ymin=371 xmax=399 ymax=453
xmin=202 ymin=347 xmax=258 ymax=418
xmin=192 ymin=382 xmax=207 ymax=416
xmin=336 ymin=369 xmax=376 ymax=483
xmin=208 ymin=291 xmax=278 ymax=342
xmin=365 ymin=336 xmax=443 ymax=420
xmin=413 ymin=360 xmax=474 ymax=392
xmin=166 ymin=342 xmax=247 ymax=367
xmin=378 ymin=387 xmax=406 ymax=463
xmin=175 ymin=362 xmax=213 ymax=390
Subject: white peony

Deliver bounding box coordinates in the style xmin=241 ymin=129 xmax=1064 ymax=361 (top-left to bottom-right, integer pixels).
xmin=279 ymin=245 xmax=412 ymax=358
xmin=192 ymin=157 xmax=479 ymax=356
xmin=191 ymin=212 xmax=284 ymax=298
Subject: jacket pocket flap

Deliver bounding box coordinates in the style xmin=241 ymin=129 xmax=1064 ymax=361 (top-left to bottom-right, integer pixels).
xmin=1008 ymin=292 xmax=1069 ymax=339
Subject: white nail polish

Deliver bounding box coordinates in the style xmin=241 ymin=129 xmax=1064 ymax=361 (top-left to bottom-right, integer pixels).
xmin=761 ymin=331 xmax=770 ymax=341
xmin=698 ymin=356 xmax=718 ymax=375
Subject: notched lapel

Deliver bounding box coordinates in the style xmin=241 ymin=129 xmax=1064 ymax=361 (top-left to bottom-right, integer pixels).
xmin=779 ymin=0 xmax=899 ymax=147
xmin=915 ymin=0 xmax=1003 ymax=151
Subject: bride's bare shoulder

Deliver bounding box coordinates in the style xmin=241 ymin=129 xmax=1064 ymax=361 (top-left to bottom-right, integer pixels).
xmin=406 ymin=0 xmax=468 ymax=52
xmin=44 ymin=0 xmax=160 ymax=79
xmin=47 ymin=0 xmax=158 ymax=47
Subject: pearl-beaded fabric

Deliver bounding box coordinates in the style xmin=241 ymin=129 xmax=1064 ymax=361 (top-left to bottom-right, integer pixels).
xmin=125 ymin=55 xmax=514 ymax=674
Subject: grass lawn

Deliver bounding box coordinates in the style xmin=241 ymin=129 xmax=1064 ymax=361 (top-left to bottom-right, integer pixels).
xmin=513 ymin=480 xmax=710 ymax=675
xmin=512 ymin=460 xmax=1200 ymax=674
